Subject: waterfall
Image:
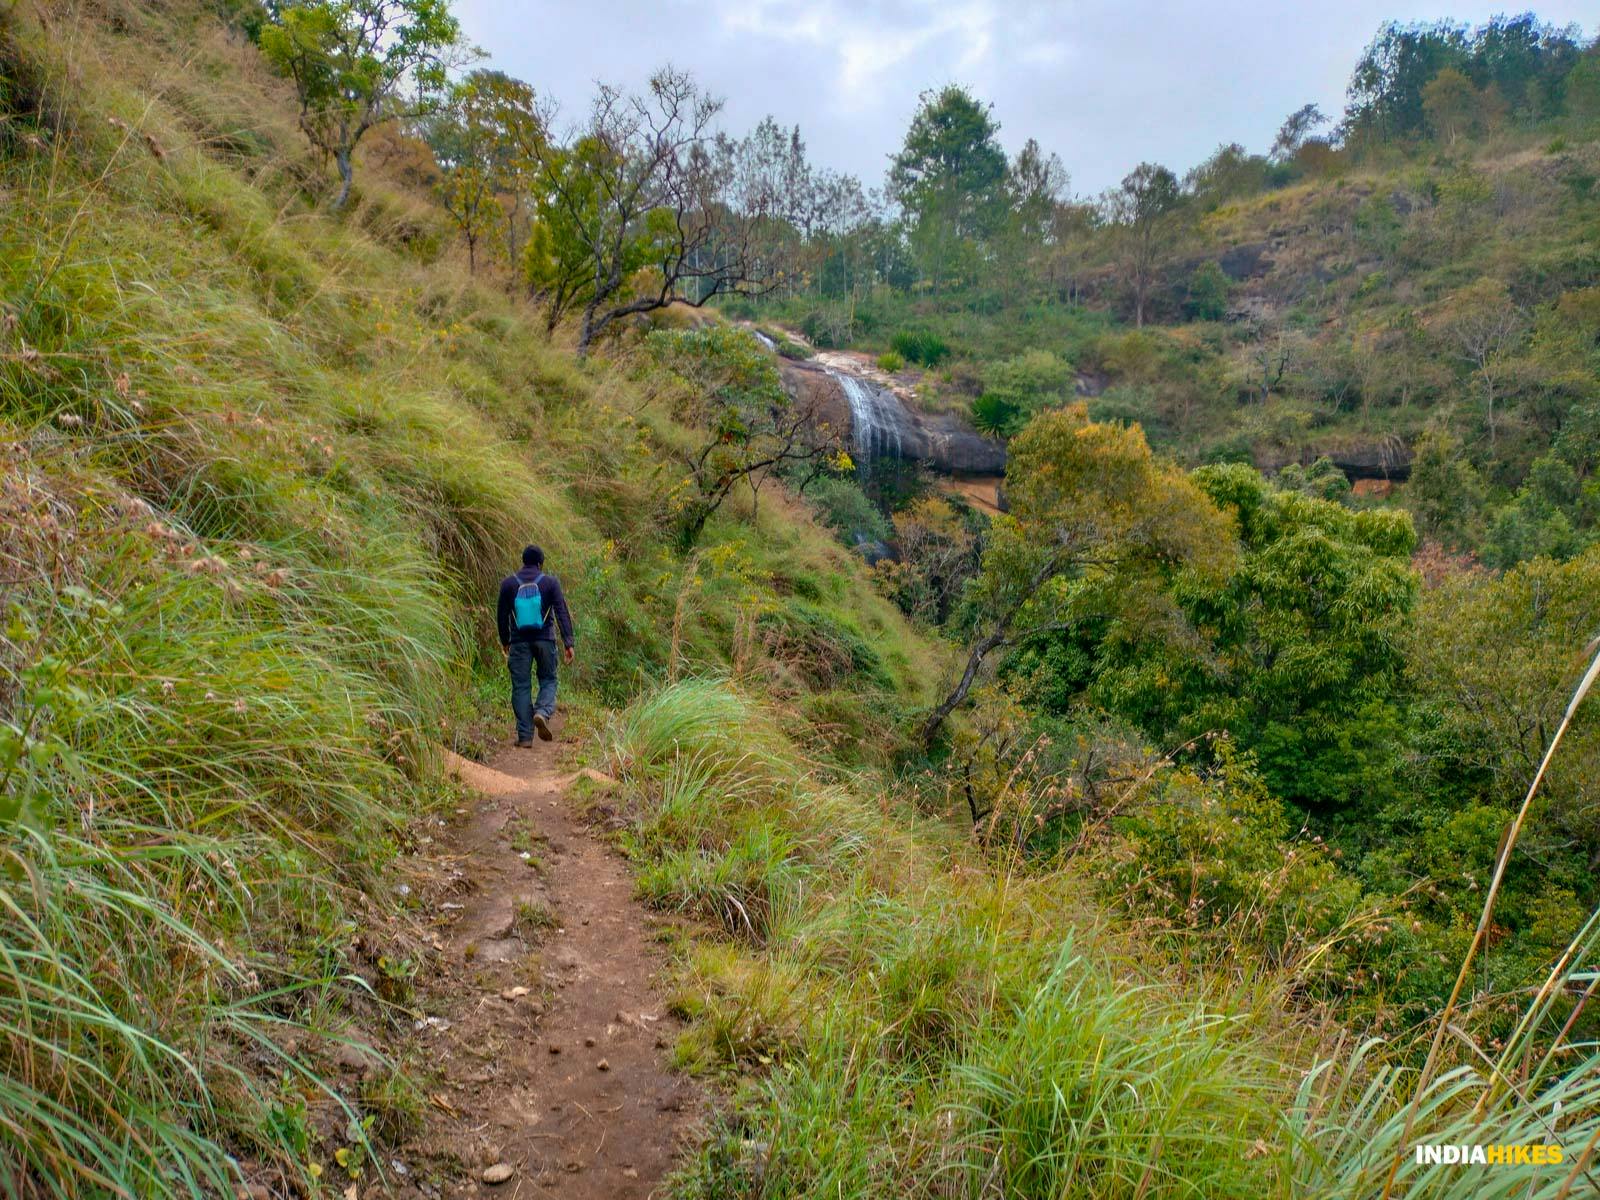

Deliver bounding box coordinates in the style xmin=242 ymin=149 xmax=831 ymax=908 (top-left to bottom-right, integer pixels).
xmin=827 ymin=368 xmax=907 ymax=470
xmin=753 ymin=330 xmax=776 ymax=351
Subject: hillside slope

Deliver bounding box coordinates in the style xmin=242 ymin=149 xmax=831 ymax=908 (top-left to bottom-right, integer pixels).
xmin=748 ymin=114 xmax=1600 ymax=568
xmin=0 ymin=0 xmax=932 ymax=1190
xmin=3 ymin=4 xmax=1599 ymax=1199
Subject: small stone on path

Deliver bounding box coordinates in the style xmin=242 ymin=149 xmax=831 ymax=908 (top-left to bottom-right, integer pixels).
xmin=481 ymin=1162 xmax=514 ymax=1185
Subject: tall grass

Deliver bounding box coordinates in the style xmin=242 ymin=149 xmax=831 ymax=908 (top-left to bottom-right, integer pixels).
xmin=0 ymin=0 xmax=965 ymax=1192
xmin=612 ymin=681 xmax=1298 ymax=1198
xmin=0 ymin=1 xmax=598 ymax=1188
xmin=617 ymin=678 xmax=1600 ymax=1199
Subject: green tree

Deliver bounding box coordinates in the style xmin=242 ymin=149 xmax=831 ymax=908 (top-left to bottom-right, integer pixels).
xmin=1146 ymin=467 xmax=1415 ymax=810
xmin=994 ymin=136 xmax=1068 ymax=297
xmin=522 ymin=136 xmax=618 ymax=332
xmin=1270 ymin=102 xmax=1328 ymax=162
xmin=887 ymin=85 xmax=1008 ymax=292
xmin=426 ymin=70 xmax=540 ymax=272
xmin=1345 ymin=20 xmax=1469 ymax=141
xmin=1276 ymin=456 xmax=1351 ymax=502
xmin=875 ymin=497 xmax=982 ymax=625
xmin=1186 ymin=260 xmax=1231 ymax=321
xmin=1016 ymin=466 xmax=1419 ymax=811
xmin=1422 ymin=67 xmax=1480 ymax=141
xmin=919 ymin=406 xmax=1235 ymax=747
xmin=1104 ymin=162 xmax=1183 ymax=327
xmin=1485 ymin=453 xmax=1596 ymax=567
xmin=1184 ymin=143 xmax=1275 ymax=210
xmin=1397 ymin=547 xmax=1600 ymax=1018
xmin=1405 ymin=428 xmax=1485 ymax=548
xmin=1567 ymin=51 xmax=1600 ymax=121
xmin=1411 ymin=547 xmax=1600 ymax=814
xmin=1468 ymin=13 xmax=1584 ymax=120
xmin=1431 ymin=279 xmax=1527 ymax=448
xmin=260 ymin=0 xmax=469 ymax=208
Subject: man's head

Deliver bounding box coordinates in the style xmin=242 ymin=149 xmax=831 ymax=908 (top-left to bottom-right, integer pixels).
xmin=522 ymin=544 xmax=545 ymax=568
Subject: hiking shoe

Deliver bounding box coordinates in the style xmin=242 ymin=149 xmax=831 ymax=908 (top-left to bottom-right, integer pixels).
xmin=515 ymin=736 xmax=534 ymax=749
xmin=533 ymin=713 xmax=553 ymax=742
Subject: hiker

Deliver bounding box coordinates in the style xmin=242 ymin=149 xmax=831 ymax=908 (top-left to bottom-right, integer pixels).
xmin=497 ymin=545 xmax=575 ymax=746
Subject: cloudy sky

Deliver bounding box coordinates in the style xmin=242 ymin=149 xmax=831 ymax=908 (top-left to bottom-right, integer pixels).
xmin=456 ymin=1 xmax=1594 ymax=196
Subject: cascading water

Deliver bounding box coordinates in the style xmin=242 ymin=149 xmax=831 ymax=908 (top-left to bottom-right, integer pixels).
xmin=752 ymin=330 xmax=776 ymax=351
xmin=828 ymin=368 xmax=908 ymax=472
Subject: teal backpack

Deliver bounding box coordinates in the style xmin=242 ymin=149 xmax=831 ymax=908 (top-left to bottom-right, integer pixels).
xmin=512 ymin=572 xmax=550 ymax=635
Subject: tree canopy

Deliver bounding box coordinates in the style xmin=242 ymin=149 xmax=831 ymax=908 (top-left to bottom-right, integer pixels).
xmin=920 ymin=406 xmax=1235 ymax=746
xmin=261 ymin=0 xmax=469 ymax=207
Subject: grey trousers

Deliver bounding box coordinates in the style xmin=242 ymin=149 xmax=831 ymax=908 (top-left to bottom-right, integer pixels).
xmin=507 ymin=640 xmax=558 ymax=738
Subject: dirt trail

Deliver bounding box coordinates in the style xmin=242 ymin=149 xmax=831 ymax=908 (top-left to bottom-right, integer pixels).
xmin=398 ymin=734 xmax=697 ymax=1198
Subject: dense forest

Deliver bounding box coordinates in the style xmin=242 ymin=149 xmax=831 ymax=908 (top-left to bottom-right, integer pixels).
xmin=2 ymin=0 xmax=1599 ymax=1197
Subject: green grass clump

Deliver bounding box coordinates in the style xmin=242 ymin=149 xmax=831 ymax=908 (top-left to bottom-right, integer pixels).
xmin=614 ymin=682 xmax=1292 ymax=1197
xmin=888 ymin=328 xmax=950 ymax=367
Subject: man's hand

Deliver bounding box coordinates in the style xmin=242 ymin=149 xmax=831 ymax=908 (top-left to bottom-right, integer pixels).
xmin=564 ymin=645 xmax=575 ymax=665
xmin=501 ymin=644 xmax=510 ymax=658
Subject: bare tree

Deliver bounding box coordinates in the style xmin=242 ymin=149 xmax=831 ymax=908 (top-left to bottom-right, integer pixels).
xmin=524 ymin=68 xmax=784 ymax=354
xmin=1434 ymin=280 xmax=1527 ymax=448
xmin=1243 ymin=317 xmax=1305 ymax=404
xmin=648 ymin=326 xmax=844 ymax=547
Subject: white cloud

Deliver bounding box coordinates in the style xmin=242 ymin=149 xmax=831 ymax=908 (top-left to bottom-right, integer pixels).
xmin=459 ymin=0 xmax=1597 ymax=193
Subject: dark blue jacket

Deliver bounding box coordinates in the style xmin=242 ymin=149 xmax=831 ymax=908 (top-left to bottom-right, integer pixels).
xmin=497 ymin=567 xmax=575 ymax=647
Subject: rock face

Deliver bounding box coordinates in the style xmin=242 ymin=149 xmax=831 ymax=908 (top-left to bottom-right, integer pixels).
xmin=1218 ymin=240 xmax=1273 ymax=281
xmin=1255 ymin=437 xmax=1414 ymax=481
xmin=778 ymin=359 xmax=1005 ymax=476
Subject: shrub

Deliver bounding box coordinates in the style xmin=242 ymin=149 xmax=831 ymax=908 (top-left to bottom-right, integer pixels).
xmin=800 ymin=308 xmax=852 ymax=349
xmin=1092 ymin=748 xmax=1367 ymax=973
xmin=1186 ymin=260 xmax=1231 ymax=320
xmin=978 ymin=349 xmax=1074 ymax=425
xmin=805 ymin=475 xmax=891 ymax=546
xmin=1276 ymin=455 xmax=1352 ymax=502
xmin=757 ymin=601 xmax=894 ymax=692
xmin=1085 ymin=383 xmax=1159 ymax=429
xmin=970 ymin=393 xmax=1023 ymax=437
xmin=889 ymin=329 xmax=950 ymax=367
xmin=876 ymin=350 xmax=905 ymax=373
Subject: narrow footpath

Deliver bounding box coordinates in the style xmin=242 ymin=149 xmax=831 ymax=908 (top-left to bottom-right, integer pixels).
xmin=397 ymin=735 xmax=698 ymax=1199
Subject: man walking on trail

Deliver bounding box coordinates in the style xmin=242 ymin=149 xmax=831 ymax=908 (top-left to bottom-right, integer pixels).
xmin=497 ymin=545 xmax=575 ymax=746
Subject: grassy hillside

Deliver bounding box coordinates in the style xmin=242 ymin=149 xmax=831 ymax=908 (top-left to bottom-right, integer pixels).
xmin=0 ymin=1 xmax=931 ymax=1190
xmin=3 ymin=3 xmax=1599 ymax=1198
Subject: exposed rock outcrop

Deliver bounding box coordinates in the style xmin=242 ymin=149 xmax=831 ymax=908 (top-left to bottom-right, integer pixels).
xmin=1255 ymin=436 xmax=1414 ymax=481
